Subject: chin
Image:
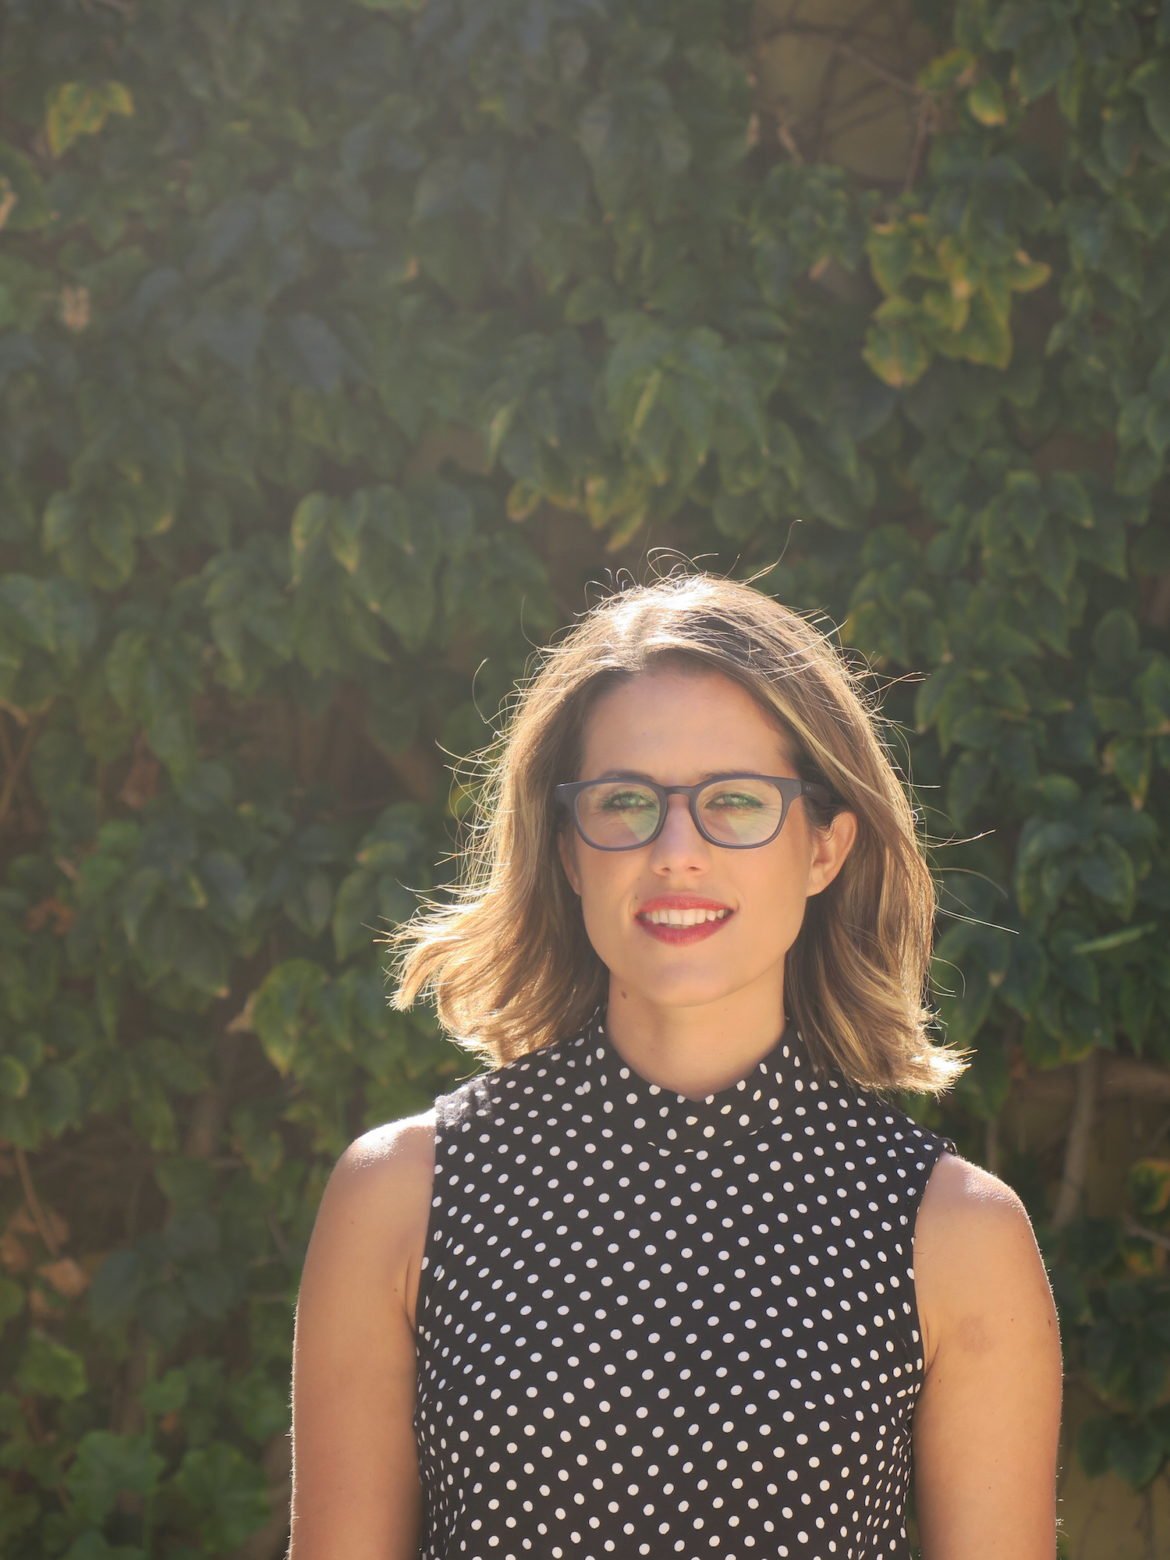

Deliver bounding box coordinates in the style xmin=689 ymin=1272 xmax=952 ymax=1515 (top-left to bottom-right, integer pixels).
xmin=609 ymin=972 xmax=745 ymax=1010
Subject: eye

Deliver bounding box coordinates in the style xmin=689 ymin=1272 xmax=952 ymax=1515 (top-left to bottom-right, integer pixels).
xmin=599 ymin=788 xmax=657 ymax=811
xmin=705 ymin=788 xmax=765 ymax=810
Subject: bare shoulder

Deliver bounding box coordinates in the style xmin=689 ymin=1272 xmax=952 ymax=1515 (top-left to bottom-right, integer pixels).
xmin=329 ymin=1107 xmax=436 ymax=1224
xmin=915 ymin=1151 xmax=1056 ymax=1372
xmin=316 ymin=1108 xmax=437 ymax=1332
xmin=291 ymin=1108 xmax=437 ymax=1559
xmin=338 ymin=1107 xmax=436 ymax=1183
xmin=917 ymin=1150 xmax=1036 ymax=1248
xmin=911 ymin=1153 xmax=1063 ymax=1555
xmin=918 ymin=1149 xmax=1028 ymax=1225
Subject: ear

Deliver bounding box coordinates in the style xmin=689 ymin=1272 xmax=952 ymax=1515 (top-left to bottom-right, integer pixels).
xmin=558 ymin=827 xmax=581 ymax=896
xmin=805 ymin=809 xmax=858 ymax=897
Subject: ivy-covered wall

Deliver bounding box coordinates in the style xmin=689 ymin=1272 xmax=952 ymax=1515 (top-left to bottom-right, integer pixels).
xmin=1 ymin=0 xmax=1169 ymax=1554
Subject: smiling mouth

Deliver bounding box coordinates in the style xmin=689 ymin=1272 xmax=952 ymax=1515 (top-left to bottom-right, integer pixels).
xmin=637 ymin=907 xmax=733 ymax=927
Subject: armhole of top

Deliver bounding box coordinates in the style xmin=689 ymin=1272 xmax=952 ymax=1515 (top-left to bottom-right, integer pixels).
xmin=907 ymin=1133 xmax=958 ymax=1398
xmin=412 ymin=1089 xmax=456 ymax=1347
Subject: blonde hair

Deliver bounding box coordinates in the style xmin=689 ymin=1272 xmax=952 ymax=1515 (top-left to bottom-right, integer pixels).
xmin=389 ymin=571 xmax=970 ymax=1097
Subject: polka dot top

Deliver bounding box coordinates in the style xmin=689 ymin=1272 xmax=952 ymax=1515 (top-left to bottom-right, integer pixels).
xmin=413 ymin=1007 xmax=958 ymax=1559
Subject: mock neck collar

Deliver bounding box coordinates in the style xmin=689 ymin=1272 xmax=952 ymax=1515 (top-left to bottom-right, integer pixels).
xmin=572 ymin=1005 xmax=814 ymax=1153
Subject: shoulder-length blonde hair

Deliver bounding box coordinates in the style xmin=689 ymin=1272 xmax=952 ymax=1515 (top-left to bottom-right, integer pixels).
xmin=389 ymin=571 xmax=969 ymax=1097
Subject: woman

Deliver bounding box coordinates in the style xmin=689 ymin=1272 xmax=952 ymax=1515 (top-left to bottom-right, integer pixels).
xmin=289 ymin=573 xmax=1063 ymax=1560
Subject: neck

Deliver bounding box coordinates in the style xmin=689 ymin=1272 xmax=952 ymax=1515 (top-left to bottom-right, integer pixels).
xmin=603 ymin=981 xmax=789 ymax=1101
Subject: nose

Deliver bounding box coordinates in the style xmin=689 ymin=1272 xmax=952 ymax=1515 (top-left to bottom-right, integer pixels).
xmin=648 ymin=793 xmax=710 ymax=872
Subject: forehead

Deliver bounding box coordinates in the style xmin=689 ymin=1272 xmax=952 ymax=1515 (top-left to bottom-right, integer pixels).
xmin=578 ymin=665 xmax=794 ymax=773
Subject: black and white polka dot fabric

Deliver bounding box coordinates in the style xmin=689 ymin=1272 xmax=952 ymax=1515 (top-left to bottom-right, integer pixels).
xmin=413 ymin=1007 xmax=957 ymax=1559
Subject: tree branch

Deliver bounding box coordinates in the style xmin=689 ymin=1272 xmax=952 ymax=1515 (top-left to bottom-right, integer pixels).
xmin=756 ymin=22 xmax=926 ymax=98
xmin=1016 ymin=1055 xmax=1170 ymax=1108
xmin=1052 ymin=1050 xmax=1098 ymax=1230
xmin=15 ymin=1147 xmax=61 ymax=1256
xmin=1122 ymin=1216 xmax=1170 ymax=1255
xmin=0 ymin=715 xmax=39 ymax=830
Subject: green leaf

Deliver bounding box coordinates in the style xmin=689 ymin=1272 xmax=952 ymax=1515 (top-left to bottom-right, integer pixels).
xmin=332 ymin=869 xmax=379 ymax=962
xmin=1127 ymin=1156 xmax=1170 ymax=1217
xmin=967 ymin=78 xmax=1008 ymax=126
xmin=564 ymin=276 xmax=620 ymax=325
xmin=16 ymin=1332 xmax=87 ymax=1400
xmin=1131 ymin=57 xmax=1170 ymax=150
xmin=485 ymin=403 xmax=517 ymax=468
xmin=935 ymin=960 xmax=994 ymax=1050
xmin=173 ymin=1442 xmax=271 ymax=1550
xmin=122 ymin=867 xmax=165 ymax=948
xmin=866 ymin=224 xmax=914 ymax=296
xmin=181 ymin=1260 xmax=238 ymax=1319
xmin=228 ymin=1364 xmax=290 ymax=1443
xmin=1077 ymin=838 xmax=1136 ymax=915
xmin=631 ymin=368 xmax=664 ymax=434
xmin=1006 ymin=252 xmax=1051 ymax=293
xmin=943 ymin=289 xmax=1013 ymax=369
xmin=1109 ymin=1417 xmax=1165 ymax=1487
xmin=1017 ymin=817 xmax=1078 ymax=873
xmin=946 ymin=751 xmax=993 ymax=825
xmin=1046 ymin=471 xmax=1092 ymax=527
xmin=1104 ymin=737 xmax=1151 ymax=804
xmin=46 ymin=82 xmax=135 ymax=157
xmin=917 ymin=48 xmax=976 ymax=94
xmin=1137 ymin=655 xmax=1170 ymax=727
xmin=0 ymin=1055 xmax=29 ymax=1098
xmin=89 ymin=1253 xmax=144 ymax=1333
xmin=955 ymin=1024 xmax=1010 ymax=1112
xmin=352 ymin=486 xmax=438 ymax=652
xmin=863 ymin=309 xmax=930 ymax=388
xmin=67 ymin=1431 xmax=164 ymax=1525
xmin=987 ymin=2 xmax=1048 ymax=52
xmin=285 ymin=869 xmax=333 ymax=940
xmin=141 ymin=1379 xmax=190 ymax=1428
xmin=1079 ymin=917 xmax=1160 ymax=954
xmin=195 ymin=306 xmax=265 ymax=376
xmin=1014 ymin=22 xmax=1076 ymax=104
xmin=176 ymin=762 xmax=235 ymax=815
xmin=285 ymin=314 xmax=354 ymax=394
xmin=169 ymin=924 xmax=230 ymax=997
xmin=105 ymin=629 xmax=150 ymax=714
xmin=252 ymin=960 xmax=329 ymax=1076
xmin=165 ymin=1204 xmax=218 ymax=1266
xmin=290 ymin=493 xmax=332 ymax=584
xmin=1093 ymin=608 xmax=1139 ymax=666
xmin=0 ymin=145 xmax=51 ymax=233
xmin=0 ymin=574 xmax=97 ymax=662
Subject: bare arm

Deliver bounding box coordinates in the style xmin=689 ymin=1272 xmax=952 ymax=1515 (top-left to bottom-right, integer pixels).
xmin=912 ymin=1154 xmax=1064 ymax=1560
xmin=288 ymin=1112 xmax=436 ymax=1560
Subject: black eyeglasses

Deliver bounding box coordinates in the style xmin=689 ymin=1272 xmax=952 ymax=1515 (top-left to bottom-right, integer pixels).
xmin=554 ymin=774 xmax=834 ymax=851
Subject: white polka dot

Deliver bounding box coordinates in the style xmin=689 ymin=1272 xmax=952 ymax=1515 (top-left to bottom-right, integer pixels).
xmin=413 ymin=1005 xmax=956 ymax=1556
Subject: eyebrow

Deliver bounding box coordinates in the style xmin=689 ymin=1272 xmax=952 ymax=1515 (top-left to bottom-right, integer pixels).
xmin=593 ymin=768 xmax=790 ymax=783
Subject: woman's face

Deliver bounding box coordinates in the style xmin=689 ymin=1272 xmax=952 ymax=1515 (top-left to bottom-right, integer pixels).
xmin=558 ymin=664 xmax=858 ymax=1024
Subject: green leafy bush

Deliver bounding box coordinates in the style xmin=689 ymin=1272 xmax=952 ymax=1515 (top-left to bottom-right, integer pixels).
xmin=2 ymin=0 xmax=1169 ymax=1553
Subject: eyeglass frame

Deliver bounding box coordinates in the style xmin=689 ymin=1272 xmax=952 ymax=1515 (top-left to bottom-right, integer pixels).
xmin=553 ymin=774 xmax=837 ymax=851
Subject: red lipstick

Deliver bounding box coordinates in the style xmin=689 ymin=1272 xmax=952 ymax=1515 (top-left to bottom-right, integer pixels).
xmin=635 ymin=895 xmax=735 ymax=945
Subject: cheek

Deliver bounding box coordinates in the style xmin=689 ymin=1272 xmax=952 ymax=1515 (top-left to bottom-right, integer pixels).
xmin=573 ymin=861 xmax=634 ymax=938
xmin=576 ymin=881 xmax=628 ymax=971
xmin=746 ymin=848 xmax=811 ymax=920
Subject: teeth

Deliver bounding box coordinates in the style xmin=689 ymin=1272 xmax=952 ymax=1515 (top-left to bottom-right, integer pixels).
xmin=642 ymin=908 xmax=730 ymax=927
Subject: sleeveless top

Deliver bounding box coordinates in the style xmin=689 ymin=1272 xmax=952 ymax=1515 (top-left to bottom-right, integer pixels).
xmin=413 ymin=1008 xmax=958 ymax=1560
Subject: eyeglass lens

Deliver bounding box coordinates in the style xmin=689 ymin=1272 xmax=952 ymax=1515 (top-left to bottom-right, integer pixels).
xmin=575 ymin=779 xmax=786 ymax=848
